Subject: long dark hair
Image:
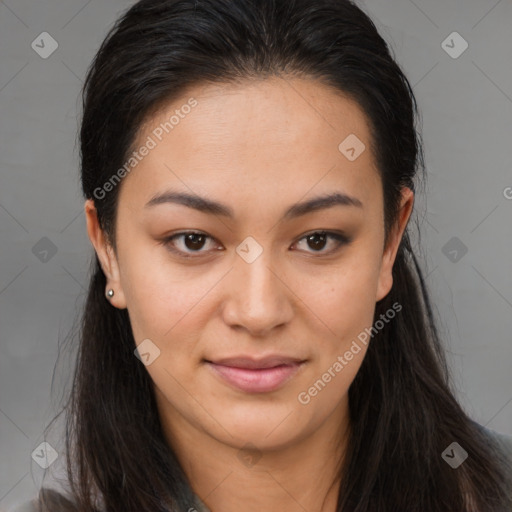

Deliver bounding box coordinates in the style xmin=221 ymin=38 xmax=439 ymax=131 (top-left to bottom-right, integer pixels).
xmin=39 ymin=0 xmax=511 ymax=510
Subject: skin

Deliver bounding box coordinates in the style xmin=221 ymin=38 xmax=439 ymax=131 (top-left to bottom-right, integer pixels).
xmin=85 ymin=76 xmax=413 ymax=512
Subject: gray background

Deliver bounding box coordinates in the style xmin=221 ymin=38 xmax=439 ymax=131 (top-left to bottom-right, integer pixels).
xmin=1 ymin=0 xmax=511 ymax=508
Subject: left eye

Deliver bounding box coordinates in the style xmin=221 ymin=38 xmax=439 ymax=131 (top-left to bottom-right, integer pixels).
xmin=162 ymin=230 xmax=349 ymax=258
xmin=292 ymin=231 xmax=349 ymax=254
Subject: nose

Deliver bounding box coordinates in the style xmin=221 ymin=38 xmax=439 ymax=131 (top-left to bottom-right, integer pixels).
xmin=221 ymin=249 xmax=294 ymax=337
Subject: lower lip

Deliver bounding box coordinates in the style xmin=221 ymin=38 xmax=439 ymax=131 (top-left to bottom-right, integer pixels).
xmin=206 ymin=362 xmax=303 ymax=393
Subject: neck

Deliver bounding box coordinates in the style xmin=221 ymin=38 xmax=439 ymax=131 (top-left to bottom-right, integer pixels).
xmin=158 ymin=392 xmax=351 ymax=512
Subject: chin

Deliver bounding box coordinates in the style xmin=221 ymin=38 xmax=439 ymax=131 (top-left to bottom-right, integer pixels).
xmin=208 ymin=403 xmax=304 ymax=447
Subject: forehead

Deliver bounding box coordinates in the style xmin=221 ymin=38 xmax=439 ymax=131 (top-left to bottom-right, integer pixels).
xmin=120 ymin=76 xmax=380 ymax=210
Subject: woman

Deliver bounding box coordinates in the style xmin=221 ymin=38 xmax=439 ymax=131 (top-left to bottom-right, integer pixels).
xmin=14 ymin=0 xmax=512 ymax=511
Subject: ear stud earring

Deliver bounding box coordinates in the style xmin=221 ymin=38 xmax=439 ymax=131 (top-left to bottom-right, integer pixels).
xmin=106 ymin=289 xmax=114 ymax=299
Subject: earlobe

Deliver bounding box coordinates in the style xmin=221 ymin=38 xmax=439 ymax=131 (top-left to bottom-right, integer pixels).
xmin=375 ymin=187 xmax=414 ymax=302
xmin=84 ymin=199 xmax=127 ymax=309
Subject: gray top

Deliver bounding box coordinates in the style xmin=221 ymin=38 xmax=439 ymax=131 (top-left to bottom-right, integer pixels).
xmin=10 ymin=427 xmax=512 ymax=512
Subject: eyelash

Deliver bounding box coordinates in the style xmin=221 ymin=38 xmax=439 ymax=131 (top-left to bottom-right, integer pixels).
xmin=161 ymin=230 xmax=350 ymax=259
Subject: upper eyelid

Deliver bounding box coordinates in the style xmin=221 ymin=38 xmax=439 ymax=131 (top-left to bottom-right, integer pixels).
xmin=164 ymin=230 xmax=348 ymax=255
xmin=166 ymin=230 xmax=346 ymax=242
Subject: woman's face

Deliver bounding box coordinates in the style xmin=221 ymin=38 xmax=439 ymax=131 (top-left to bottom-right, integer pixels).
xmin=86 ymin=76 xmax=412 ymax=453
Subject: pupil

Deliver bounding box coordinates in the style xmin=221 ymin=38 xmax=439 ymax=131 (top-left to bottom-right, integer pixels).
xmin=182 ymin=233 xmax=328 ymax=252
xmin=308 ymin=233 xmax=327 ymax=251
xmin=185 ymin=234 xmax=205 ymax=250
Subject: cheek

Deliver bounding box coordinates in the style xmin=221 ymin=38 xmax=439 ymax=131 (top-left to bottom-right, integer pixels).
xmin=299 ymin=252 xmax=379 ymax=368
xmin=120 ymin=228 xmax=383 ymax=351
xmin=118 ymin=243 xmax=216 ymax=342
xmin=304 ymin=249 xmax=382 ymax=337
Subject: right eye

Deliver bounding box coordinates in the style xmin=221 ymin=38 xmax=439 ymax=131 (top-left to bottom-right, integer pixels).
xmin=162 ymin=231 xmax=223 ymax=258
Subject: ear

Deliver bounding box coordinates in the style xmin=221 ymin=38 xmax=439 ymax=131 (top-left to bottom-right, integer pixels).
xmin=375 ymin=187 xmax=414 ymax=302
xmin=84 ymin=199 xmax=127 ymax=309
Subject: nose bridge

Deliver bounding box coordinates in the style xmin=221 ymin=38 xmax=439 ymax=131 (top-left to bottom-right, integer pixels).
xmin=223 ymin=238 xmax=292 ymax=334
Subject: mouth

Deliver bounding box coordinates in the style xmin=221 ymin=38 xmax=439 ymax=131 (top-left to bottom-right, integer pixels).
xmin=204 ymin=355 xmax=306 ymax=393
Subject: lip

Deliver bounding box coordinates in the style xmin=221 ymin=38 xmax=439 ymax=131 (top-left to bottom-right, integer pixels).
xmin=205 ymin=355 xmax=306 ymax=393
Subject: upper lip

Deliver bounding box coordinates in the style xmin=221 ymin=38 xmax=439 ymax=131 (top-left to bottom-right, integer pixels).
xmin=206 ymin=355 xmax=305 ymax=369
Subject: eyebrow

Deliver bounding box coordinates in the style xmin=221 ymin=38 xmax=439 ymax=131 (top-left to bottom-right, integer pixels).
xmin=145 ymin=189 xmax=363 ymax=220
